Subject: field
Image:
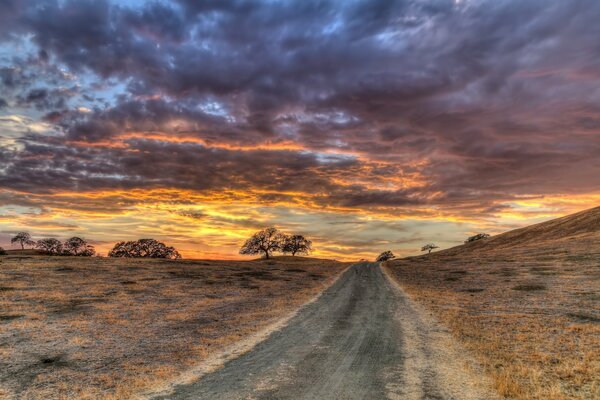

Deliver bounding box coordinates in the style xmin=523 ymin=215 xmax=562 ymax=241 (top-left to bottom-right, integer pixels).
xmin=386 ymin=207 xmax=600 ymax=399
xmin=0 ymin=255 xmax=348 ymax=399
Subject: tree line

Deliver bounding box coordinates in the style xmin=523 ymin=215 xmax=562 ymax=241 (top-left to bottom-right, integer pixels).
xmin=5 ymin=232 xmax=181 ymax=259
xmin=4 ymin=228 xmax=312 ymax=260
xmin=9 ymin=232 xmax=95 ymax=256
xmin=3 ymin=230 xmax=491 ymax=261
xmin=239 ymin=227 xmax=312 ymax=259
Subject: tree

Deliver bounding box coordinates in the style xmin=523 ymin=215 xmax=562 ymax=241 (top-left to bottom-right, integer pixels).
xmin=465 ymin=233 xmax=490 ymax=244
xmin=239 ymin=227 xmax=284 ymax=259
xmin=421 ymin=243 xmax=439 ymax=254
xmin=11 ymin=232 xmax=35 ymax=250
xmin=0 ymin=247 xmax=6 ymax=256
xmin=281 ymin=234 xmax=312 ymax=256
xmin=35 ymin=238 xmax=63 ymax=255
xmin=64 ymin=237 xmax=95 ymax=256
xmin=376 ymin=250 xmax=396 ymax=262
xmin=108 ymin=239 xmax=181 ymax=259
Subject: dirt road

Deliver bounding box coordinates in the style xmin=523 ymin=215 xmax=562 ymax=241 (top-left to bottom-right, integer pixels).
xmin=154 ymin=262 xmax=495 ymax=400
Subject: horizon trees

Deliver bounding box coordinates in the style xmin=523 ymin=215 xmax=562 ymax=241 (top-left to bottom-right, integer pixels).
xmin=376 ymin=250 xmax=396 ymax=262
xmin=108 ymin=239 xmax=181 ymax=259
xmin=240 ymin=228 xmax=313 ymax=259
xmin=35 ymin=238 xmax=63 ymax=255
xmin=281 ymin=234 xmax=312 ymax=256
xmin=64 ymin=237 xmax=96 ymax=256
xmin=34 ymin=237 xmax=96 ymax=256
xmin=11 ymin=232 xmax=35 ymax=250
xmin=239 ymin=227 xmax=284 ymax=259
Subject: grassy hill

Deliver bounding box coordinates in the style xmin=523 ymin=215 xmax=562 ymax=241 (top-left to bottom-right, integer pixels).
xmin=417 ymin=206 xmax=600 ymax=264
xmin=386 ymin=206 xmax=600 ymax=400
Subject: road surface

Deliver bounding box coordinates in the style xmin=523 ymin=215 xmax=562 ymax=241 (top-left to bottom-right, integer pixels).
xmin=154 ymin=262 xmax=494 ymax=400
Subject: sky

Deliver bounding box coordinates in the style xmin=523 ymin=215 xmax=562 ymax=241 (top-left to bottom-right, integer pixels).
xmin=1 ymin=0 xmax=600 ymax=260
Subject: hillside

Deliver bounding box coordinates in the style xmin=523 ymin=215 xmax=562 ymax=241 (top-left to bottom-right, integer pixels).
xmin=433 ymin=205 xmax=600 ymax=259
xmin=386 ymin=206 xmax=600 ymax=399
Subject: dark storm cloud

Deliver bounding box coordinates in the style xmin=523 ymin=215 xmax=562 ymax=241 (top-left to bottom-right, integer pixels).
xmin=1 ymin=0 xmax=600 ymax=214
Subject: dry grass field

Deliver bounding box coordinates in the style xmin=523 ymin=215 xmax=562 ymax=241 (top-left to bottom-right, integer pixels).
xmin=0 ymin=255 xmax=348 ymax=399
xmin=386 ymin=206 xmax=600 ymax=399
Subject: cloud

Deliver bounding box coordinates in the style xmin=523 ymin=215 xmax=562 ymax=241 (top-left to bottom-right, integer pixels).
xmin=1 ymin=0 xmax=600 ymax=258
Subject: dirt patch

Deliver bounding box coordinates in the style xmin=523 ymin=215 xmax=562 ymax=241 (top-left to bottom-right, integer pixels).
xmin=567 ymin=313 xmax=600 ymax=323
xmin=459 ymin=288 xmax=485 ymax=293
xmin=0 ymin=315 xmax=23 ymax=321
xmin=511 ymin=284 xmax=546 ymax=291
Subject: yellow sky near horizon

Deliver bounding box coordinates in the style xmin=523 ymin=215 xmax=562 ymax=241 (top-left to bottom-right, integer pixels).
xmin=1 ymin=188 xmax=598 ymax=260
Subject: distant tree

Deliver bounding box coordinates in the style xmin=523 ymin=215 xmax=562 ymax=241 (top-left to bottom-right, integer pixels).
xmin=465 ymin=233 xmax=490 ymax=244
xmin=0 ymin=247 xmax=6 ymax=255
xmin=281 ymin=234 xmax=312 ymax=256
xmin=35 ymin=238 xmax=63 ymax=255
xmin=239 ymin=227 xmax=284 ymax=259
xmin=108 ymin=239 xmax=181 ymax=259
xmin=11 ymin=232 xmax=35 ymax=250
xmin=63 ymin=237 xmax=95 ymax=256
xmin=376 ymin=250 xmax=396 ymax=262
xmin=421 ymin=243 xmax=439 ymax=254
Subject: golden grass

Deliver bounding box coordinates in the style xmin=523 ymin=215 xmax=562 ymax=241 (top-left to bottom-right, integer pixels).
xmin=386 ymin=218 xmax=600 ymax=399
xmin=0 ymin=255 xmax=348 ymax=399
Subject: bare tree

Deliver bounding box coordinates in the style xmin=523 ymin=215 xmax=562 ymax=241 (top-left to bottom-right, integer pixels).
xmin=376 ymin=250 xmax=396 ymax=262
xmin=239 ymin=227 xmax=284 ymax=259
xmin=11 ymin=232 xmax=35 ymax=250
xmin=281 ymin=234 xmax=312 ymax=256
xmin=64 ymin=237 xmax=95 ymax=256
xmin=35 ymin=238 xmax=63 ymax=255
xmin=421 ymin=243 xmax=439 ymax=254
xmin=465 ymin=233 xmax=490 ymax=243
xmin=108 ymin=239 xmax=181 ymax=259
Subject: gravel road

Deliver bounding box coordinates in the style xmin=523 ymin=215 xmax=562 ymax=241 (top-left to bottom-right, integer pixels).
xmin=154 ymin=262 xmax=496 ymax=400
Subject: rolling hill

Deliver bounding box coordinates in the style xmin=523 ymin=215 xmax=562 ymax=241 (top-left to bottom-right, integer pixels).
xmin=386 ymin=206 xmax=600 ymax=400
xmin=432 ymin=205 xmax=600 ymax=259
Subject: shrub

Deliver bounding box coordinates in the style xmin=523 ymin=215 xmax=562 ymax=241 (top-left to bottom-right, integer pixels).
xmin=421 ymin=243 xmax=439 ymax=254
xmin=465 ymin=233 xmax=490 ymax=243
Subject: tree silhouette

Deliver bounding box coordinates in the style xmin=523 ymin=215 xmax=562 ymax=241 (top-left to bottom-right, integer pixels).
xmin=108 ymin=239 xmax=181 ymax=259
xmin=421 ymin=243 xmax=439 ymax=254
xmin=35 ymin=238 xmax=63 ymax=255
xmin=64 ymin=237 xmax=95 ymax=256
xmin=376 ymin=250 xmax=396 ymax=262
xmin=11 ymin=232 xmax=35 ymax=250
xmin=240 ymin=227 xmax=284 ymax=259
xmin=281 ymin=234 xmax=312 ymax=256
xmin=0 ymin=247 xmax=6 ymax=256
